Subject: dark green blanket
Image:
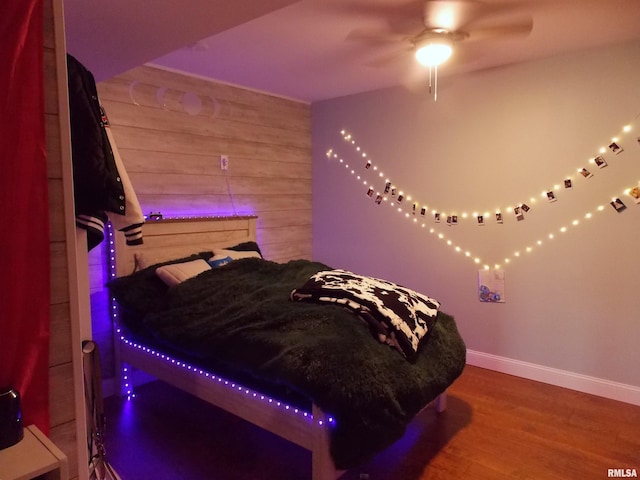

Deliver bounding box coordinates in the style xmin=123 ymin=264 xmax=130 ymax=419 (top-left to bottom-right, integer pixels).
xmin=109 ymin=257 xmax=466 ymax=469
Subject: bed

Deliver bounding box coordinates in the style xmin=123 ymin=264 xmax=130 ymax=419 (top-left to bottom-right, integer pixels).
xmin=107 ymin=215 xmax=466 ymax=480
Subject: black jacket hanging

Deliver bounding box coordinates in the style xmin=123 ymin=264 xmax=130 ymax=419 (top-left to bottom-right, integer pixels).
xmin=67 ymin=54 xmax=143 ymax=250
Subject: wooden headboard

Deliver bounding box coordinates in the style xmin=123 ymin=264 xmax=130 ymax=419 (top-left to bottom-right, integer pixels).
xmin=114 ymin=215 xmax=257 ymax=277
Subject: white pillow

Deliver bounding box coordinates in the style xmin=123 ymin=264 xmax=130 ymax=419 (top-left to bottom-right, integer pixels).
xmin=213 ymin=249 xmax=262 ymax=260
xmin=155 ymin=259 xmax=211 ymax=287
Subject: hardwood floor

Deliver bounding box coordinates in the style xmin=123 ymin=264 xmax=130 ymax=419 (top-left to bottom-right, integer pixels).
xmin=103 ymin=365 xmax=640 ymax=479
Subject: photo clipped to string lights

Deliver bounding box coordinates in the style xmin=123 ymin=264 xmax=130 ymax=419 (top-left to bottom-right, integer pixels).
xmin=325 ymin=115 xmax=640 ymax=301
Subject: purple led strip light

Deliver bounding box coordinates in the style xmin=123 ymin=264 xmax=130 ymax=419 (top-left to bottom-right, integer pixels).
xmin=106 ymin=219 xmax=335 ymax=428
xmin=119 ymin=336 xmax=335 ymax=427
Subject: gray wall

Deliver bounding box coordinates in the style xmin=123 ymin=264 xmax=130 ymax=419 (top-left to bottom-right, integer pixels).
xmin=311 ymin=40 xmax=640 ymax=397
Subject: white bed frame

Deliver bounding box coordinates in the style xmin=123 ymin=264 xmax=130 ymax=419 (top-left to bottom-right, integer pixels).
xmin=111 ymin=215 xmax=446 ymax=480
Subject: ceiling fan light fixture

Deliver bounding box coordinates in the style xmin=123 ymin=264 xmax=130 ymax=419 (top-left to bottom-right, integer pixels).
xmin=415 ymin=39 xmax=452 ymax=66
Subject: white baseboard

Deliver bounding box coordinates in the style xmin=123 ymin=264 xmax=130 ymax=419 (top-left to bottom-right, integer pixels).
xmin=466 ymin=349 xmax=640 ymax=406
xmin=103 ymin=350 xmax=640 ymax=406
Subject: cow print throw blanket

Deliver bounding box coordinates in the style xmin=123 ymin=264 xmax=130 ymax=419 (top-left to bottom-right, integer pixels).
xmin=290 ymin=269 xmax=440 ymax=361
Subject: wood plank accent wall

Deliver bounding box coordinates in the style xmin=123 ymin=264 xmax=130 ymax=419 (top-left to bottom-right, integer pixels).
xmin=97 ymin=65 xmax=312 ymax=262
xmin=44 ymin=0 xmax=80 ymax=477
xmin=90 ymin=66 xmax=312 ymax=389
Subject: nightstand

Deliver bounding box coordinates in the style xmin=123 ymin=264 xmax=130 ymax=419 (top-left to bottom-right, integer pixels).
xmin=0 ymin=425 xmax=68 ymax=480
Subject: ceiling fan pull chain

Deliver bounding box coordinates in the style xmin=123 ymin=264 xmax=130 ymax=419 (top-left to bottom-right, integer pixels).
xmin=426 ymin=65 xmax=438 ymax=101
xmin=434 ymin=65 xmax=438 ymax=101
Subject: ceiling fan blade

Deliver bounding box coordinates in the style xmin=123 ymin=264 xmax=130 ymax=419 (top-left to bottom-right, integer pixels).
xmin=444 ymin=41 xmax=486 ymax=68
xmin=423 ymin=0 xmax=484 ymax=32
xmin=326 ymin=0 xmax=426 ymax=36
xmin=466 ymin=17 xmax=533 ymax=42
xmin=345 ymin=27 xmax=409 ymax=47
xmin=364 ymin=45 xmax=414 ymax=68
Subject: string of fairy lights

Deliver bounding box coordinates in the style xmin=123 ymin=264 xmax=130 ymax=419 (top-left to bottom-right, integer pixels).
xmin=326 ymin=115 xmax=640 ymax=270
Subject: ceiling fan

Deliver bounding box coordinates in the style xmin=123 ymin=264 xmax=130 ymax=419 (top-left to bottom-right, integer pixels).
xmin=341 ymin=0 xmax=534 ymax=98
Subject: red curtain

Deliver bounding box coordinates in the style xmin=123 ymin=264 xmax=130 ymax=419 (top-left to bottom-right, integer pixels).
xmin=0 ymin=0 xmax=50 ymax=433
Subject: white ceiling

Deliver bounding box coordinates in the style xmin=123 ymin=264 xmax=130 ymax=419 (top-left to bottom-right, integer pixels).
xmin=64 ymin=0 xmax=640 ymax=103
xmin=63 ymin=0 xmax=299 ymax=82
